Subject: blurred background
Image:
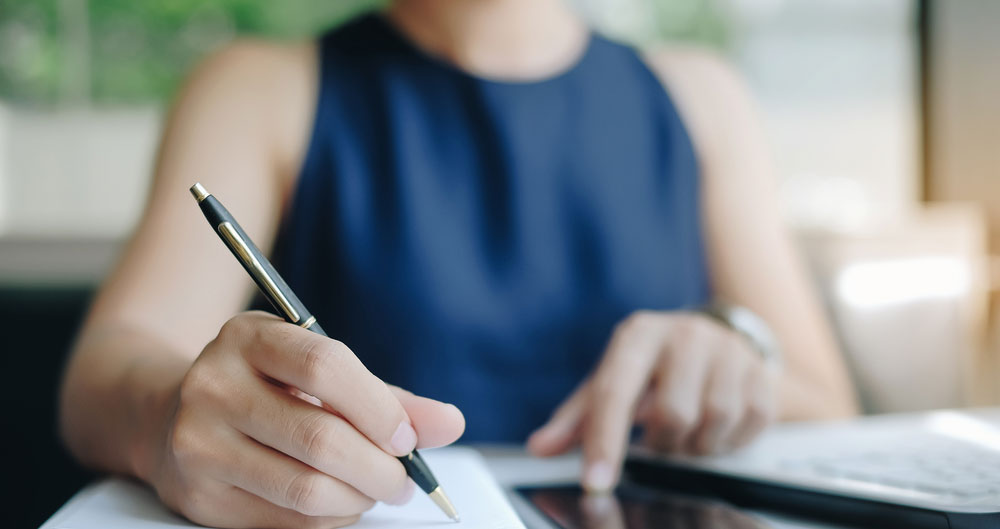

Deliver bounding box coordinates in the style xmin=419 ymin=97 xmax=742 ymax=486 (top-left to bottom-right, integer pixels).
xmin=3 ymin=0 xmax=1000 ymax=526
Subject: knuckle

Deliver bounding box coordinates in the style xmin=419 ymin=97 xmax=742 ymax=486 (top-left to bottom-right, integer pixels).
xmin=178 ymin=364 xmax=226 ymax=407
xmin=286 ymin=472 xmax=326 ymax=516
xmin=298 ymin=340 xmax=341 ymax=386
xmin=704 ymin=399 xmax=736 ymax=425
xmin=654 ymin=400 xmax=697 ymax=431
xmin=168 ymin=416 xmax=203 ymax=463
xmin=267 ymin=322 xmax=298 ymax=348
xmin=689 ymin=315 xmax=721 ymax=339
xmin=178 ymin=367 xmax=208 ymax=404
xmin=295 ymin=415 xmax=342 ymax=463
xmin=172 ymin=486 xmax=207 ymax=522
xmin=218 ymin=314 xmax=251 ymax=342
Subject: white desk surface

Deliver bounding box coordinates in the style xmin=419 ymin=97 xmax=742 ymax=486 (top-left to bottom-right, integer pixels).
xmin=42 ymin=446 xmax=858 ymax=529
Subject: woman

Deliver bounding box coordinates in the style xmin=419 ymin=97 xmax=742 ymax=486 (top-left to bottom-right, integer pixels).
xmin=59 ymin=1 xmax=857 ymax=528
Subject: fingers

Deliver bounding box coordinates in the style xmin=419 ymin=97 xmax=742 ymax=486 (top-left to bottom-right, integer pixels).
xmin=389 ymin=386 xmax=466 ymax=449
xmin=226 ymin=312 xmax=416 ymax=457
xmin=227 ymin=374 xmax=411 ymax=503
xmin=526 ymin=381 xmax=588 ymax=457
xmin=726 ymin=364 xmax=777 ymax=450
xmin=687 ymin=341 xmax=746 ymax=455
xmin=217 ymin=433 xmax=375 ymax=517
xmin=580 ymin=494 xmax=627 ymax=529
xmin=581 ymin=313 xmax=664 ymax=491
xmin=643 ymin=321 xmax=714 ymax=452
xmin=638 ymin=316 xmax=776 ymax=456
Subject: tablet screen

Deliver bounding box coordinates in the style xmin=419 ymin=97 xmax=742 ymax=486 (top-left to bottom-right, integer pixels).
xmin=515 ymin=484 xmax=769 ymax=529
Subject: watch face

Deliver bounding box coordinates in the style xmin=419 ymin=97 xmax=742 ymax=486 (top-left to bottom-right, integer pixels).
xmin=516 ymin=484 xmax=769 ymax=529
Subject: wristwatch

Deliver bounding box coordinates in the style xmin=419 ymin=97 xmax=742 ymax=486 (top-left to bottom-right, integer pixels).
xmin=701 ymin=302 xmax=783 ymax=369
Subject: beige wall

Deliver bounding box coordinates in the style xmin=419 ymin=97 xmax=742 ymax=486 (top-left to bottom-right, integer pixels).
xmin=927 ymin=0 xmax=1000 ymax=250
xmin=0 ymin=104 xmax=159 ymax=238
xmin=926 ymin=0 xmax=1000 ymax=402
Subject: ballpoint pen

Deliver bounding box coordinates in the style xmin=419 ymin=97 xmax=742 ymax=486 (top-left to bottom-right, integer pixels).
xmin=189 ymin=182 xmax=459 ymax=522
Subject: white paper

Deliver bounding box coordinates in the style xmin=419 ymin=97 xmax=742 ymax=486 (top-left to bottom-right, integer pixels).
xmin=41 ymin=447 xmax=525 ymax=529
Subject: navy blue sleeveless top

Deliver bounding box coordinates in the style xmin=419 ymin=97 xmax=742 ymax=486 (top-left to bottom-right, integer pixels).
xmin=269 ymin=14 xmax=710 ymax=442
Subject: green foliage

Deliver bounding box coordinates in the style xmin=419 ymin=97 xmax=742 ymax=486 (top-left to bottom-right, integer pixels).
xmin=0 ymin=0 xmax=725 ymax=106
xmin=0 ymin=0 xmax=383 ymax=105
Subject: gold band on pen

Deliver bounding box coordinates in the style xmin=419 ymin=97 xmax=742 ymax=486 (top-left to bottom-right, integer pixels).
xmin=299 ymin=316 xmax=316 ymax=329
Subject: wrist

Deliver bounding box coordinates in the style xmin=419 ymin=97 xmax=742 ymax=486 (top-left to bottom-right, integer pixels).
xmin=700 ymin=301 xmax=783 ymax=369
xmin=123 ymin=355 xmax=188 ymax=483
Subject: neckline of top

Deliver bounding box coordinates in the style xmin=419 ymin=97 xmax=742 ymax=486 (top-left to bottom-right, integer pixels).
xmin=367 ymin=12 xmax=597 ymax=88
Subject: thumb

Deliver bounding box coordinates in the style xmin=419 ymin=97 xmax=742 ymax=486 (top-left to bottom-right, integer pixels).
xmin=389 ymin=386 xmax=466 ymax=449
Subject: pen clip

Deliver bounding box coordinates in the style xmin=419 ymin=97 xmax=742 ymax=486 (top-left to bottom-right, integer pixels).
xmin=218 ymin=222 xmax=301 ymax=322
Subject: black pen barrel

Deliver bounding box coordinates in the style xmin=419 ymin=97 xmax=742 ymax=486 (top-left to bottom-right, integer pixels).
xmin=195 ymin=192 xmax=317 ymax=330
xmin=399 ymin=451 xmax=439 ymax=493
xmin=191 ymin=183 xmax=454 ymax=521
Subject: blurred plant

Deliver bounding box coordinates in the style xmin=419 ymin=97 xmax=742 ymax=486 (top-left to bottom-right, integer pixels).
xmin=573 ymin=0 xmax=729 ymax=47
xmin=0 ymin=0 xmax=726 ymax=107
xmin=0 ymin=0 xmax=383 ymax=105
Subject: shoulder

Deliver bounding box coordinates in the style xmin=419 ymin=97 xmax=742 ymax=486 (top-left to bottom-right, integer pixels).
xmin=179 ymin=38 xmax=317 ymax=123
xmin=173 ymin=38 xmax=319 ymax=191
xmin=188 ymin=38 xmax=316 ymax=88
xmin=640 ymin=46 xmax=764 ymax=170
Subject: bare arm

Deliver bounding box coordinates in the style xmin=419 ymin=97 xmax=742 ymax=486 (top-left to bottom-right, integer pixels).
xmin=644 ymin=47 xmax=858 ymax=420
xmin=58 ymin=40 xmax=465 ymax=529
xmin=59 ymin=40 xmax=314 ymax=476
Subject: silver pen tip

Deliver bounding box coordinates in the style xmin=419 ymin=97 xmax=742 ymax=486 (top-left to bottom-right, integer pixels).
xmin=189 ymin=182 xmax=210 ymax=202
xmin=428 ymin=487 xmax=460 ymax=522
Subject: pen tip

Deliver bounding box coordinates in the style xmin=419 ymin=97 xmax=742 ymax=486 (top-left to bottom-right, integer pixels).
xmin=428 ymin=487 xmax=460 ymax=523
xmin=190 ymin=182 xmax=210 ymax=202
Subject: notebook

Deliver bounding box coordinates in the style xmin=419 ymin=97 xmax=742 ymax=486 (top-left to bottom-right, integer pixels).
xmin=41 ymin=447 xmax=525 ymax=529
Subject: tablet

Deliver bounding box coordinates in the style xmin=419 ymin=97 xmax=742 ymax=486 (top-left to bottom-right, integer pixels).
xmin=514 ymin=484 xmax=769 ymax=529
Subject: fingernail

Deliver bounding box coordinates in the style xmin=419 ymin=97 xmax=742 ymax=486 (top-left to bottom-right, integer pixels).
xmin=390 ymin=422 xmax=417 ymax=455
xmin=386 ymin=479 xmax=416 ymax=506
xmin=583 ymin=461 xmax=615 ymax=492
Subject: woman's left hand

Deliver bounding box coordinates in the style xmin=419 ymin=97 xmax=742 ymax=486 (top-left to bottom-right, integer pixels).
xmin=526 ymin=310 xmax=778 ymax=491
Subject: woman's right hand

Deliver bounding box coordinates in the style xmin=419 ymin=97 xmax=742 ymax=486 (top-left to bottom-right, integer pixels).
xmin=135 ymin=311 xmax=465 ymax=529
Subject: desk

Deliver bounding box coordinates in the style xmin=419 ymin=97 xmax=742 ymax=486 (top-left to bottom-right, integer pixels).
xmin=41 ymin=447 xmax=865 ymax=529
